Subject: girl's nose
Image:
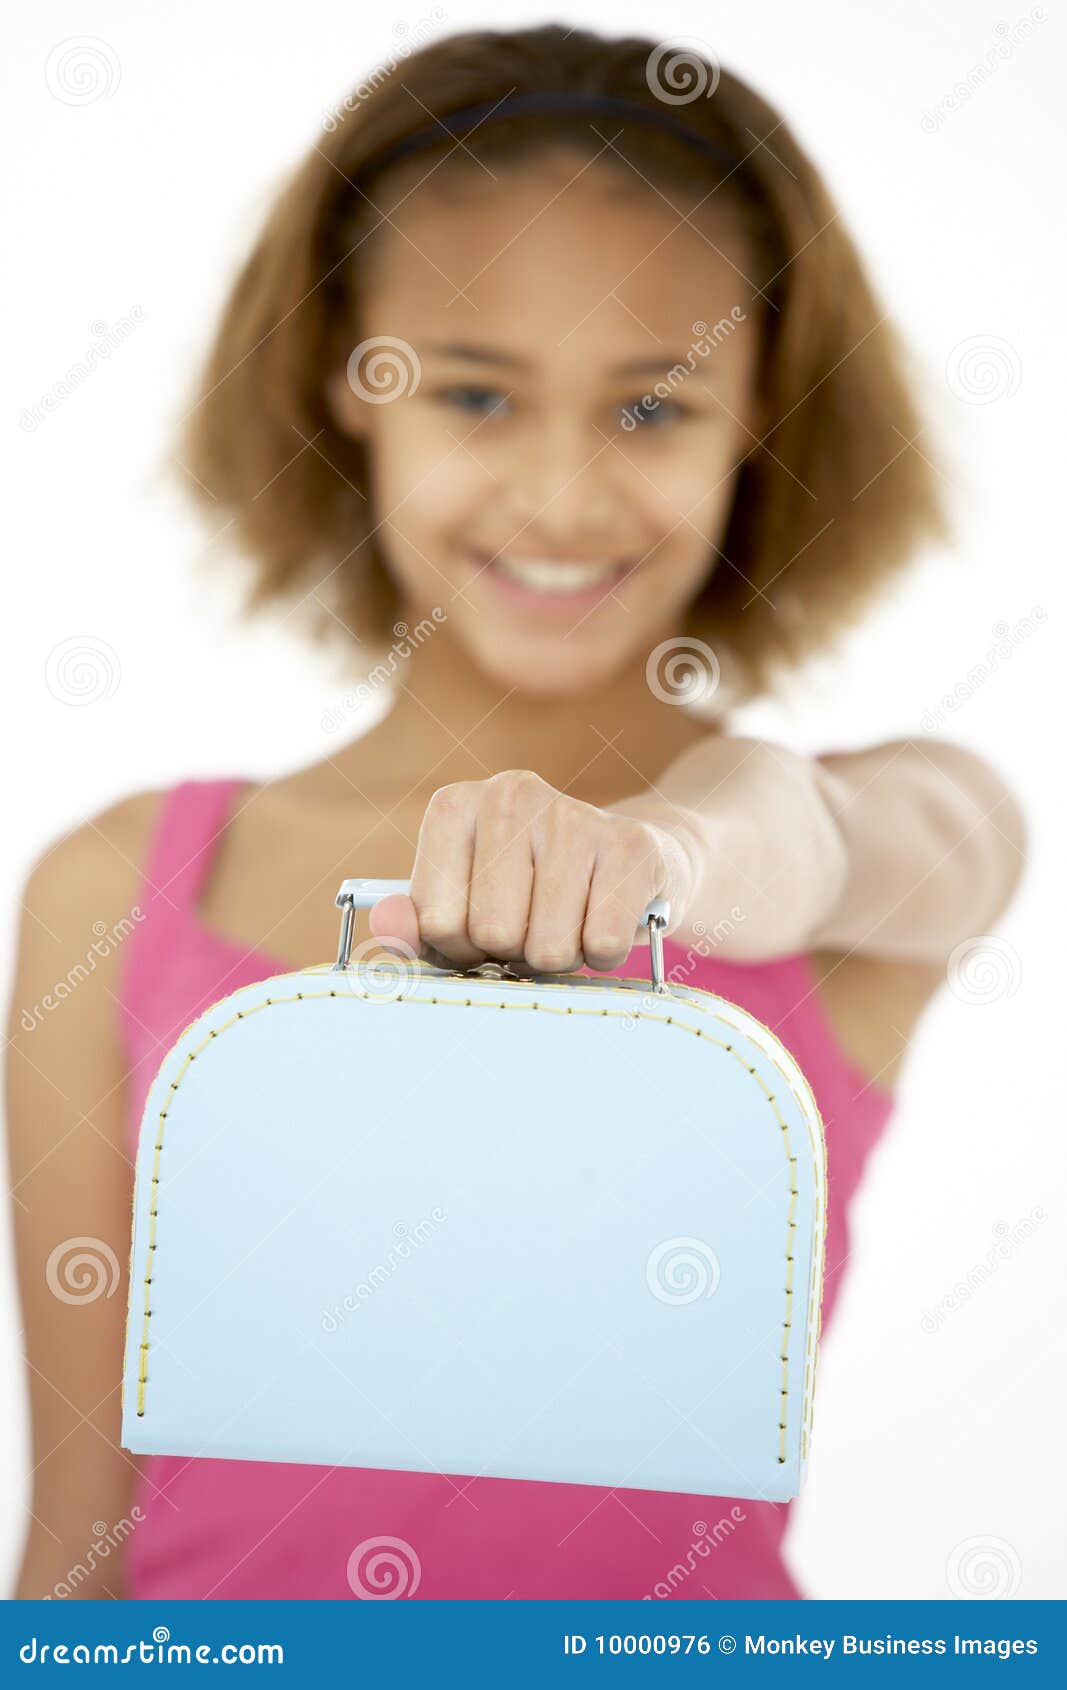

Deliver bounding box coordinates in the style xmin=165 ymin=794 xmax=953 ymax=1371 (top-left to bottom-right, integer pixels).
xmin=503 ymin=417 xmax=620 ymax=543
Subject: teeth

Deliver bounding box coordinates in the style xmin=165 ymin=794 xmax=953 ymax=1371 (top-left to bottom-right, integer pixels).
xmin=492 ymin=555 xmax=620 ymax=592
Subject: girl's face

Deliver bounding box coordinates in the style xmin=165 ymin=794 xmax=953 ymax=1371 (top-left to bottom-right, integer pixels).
xmin=329 ymin=150 xmax=764 ymax=696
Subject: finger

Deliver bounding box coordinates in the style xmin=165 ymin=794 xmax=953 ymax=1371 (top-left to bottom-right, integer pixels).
xmin=367 ymin=893 xmax=449 ymax=970
xmin=583 ymin=829 xmax=660 ymax=972
xmin=524 ymin=824 xmax=596 ymax=973
xmin=468 ymin=781 xmax=535 ymax=962
xmin=410 ymin=784 xmax=483 ymax=966
xmin=367 ymin=892 xmax=419 ymax=955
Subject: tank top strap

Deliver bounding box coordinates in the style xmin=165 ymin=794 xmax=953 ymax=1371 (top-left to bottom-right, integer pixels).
xmin=122 ymin=776 xmax=244 ymax=992
xmin=141 ymin=777 xmax=245 ymax=926
xmin=117 ymin=776 xmax=246 ymax=1058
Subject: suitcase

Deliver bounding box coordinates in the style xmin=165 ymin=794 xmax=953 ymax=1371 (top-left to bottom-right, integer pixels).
xmin=120 ymin=878 xmax=827 ymax=1501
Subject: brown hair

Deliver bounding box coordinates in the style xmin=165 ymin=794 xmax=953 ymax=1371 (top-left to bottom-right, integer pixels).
xmin=178 ymin=22 xmax=947 ymax=690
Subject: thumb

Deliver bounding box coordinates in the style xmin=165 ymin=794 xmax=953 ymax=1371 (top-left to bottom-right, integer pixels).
xmin=367 ymin=891 xmax=421 ymax=956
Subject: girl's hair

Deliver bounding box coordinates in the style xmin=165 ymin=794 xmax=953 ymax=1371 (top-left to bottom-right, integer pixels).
xmin=179 ymin=23 xmax=946 ymax=691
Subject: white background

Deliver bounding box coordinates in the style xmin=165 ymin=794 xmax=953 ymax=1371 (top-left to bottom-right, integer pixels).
xmin=1 ymin=0 xmax=1063 ymax=1599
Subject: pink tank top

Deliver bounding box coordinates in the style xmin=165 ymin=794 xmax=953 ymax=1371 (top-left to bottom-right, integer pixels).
xmin=117 ymin=778 xmax=894 ymax=1600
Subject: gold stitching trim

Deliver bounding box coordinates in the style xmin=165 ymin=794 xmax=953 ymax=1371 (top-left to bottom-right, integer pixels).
xmin=133 ymin=989 xmax=826 ymax=1479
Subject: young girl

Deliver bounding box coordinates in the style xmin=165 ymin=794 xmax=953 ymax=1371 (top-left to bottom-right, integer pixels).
xmin=8 ymin=24 xmax=1024 ymax=1601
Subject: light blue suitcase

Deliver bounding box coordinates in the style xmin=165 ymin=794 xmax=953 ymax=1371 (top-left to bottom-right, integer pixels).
xmin=121 ymin=879 xmax=827 ymax=1501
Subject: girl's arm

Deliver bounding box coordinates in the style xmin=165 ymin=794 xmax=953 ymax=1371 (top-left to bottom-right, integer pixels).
xmin=4 ymin=793 xmax=160 ymax=1598
xmin=369 ymin=736 xmax=1025 ymax=976
xmin=366 ymin=739 xmax=1025 ymax=1090
xmin=611 ymin=735 xmax=1027 ymax=965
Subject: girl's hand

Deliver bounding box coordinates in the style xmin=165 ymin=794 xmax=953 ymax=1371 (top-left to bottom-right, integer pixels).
xmin=368 ymin=769 xmax=700 ymax=974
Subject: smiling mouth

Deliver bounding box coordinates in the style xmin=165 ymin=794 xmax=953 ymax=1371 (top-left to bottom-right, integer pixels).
xmin=471 ymin=549 xmax=635 ymax=596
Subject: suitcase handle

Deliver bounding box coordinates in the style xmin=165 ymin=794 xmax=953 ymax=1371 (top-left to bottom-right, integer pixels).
xmin=333 ymin=879 xmax=671 ymax=993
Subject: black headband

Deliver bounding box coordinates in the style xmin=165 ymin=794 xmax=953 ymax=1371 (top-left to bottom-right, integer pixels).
xmin=353 ymin=89 xmax=741 ymax=189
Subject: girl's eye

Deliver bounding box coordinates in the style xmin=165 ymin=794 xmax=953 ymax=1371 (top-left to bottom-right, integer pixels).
xmin=438 ymin=385 xmax=511 ymax=418
xmin=620 ymin=397 xmax=690 ymax=430
xmin=433 ymin=386 xmax=691 ymax=430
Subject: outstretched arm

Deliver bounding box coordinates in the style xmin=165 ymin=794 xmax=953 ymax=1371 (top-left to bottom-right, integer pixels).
xmin=610 ymin=735 xmax=1027 ymax=964
xmin=367 ymin=736 xmax=1025 ymax=976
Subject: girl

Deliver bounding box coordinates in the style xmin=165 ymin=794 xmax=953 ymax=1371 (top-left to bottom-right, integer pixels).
xmin=7 ymin=24 xmax=1024 ymax=1600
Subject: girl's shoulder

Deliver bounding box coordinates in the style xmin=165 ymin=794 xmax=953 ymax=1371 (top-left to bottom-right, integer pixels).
xmin=17 ymin=786 xmax=170 ymax=944
xmin=807 ymin=947 xmax=946 ymax=1092
xmin=9 ymin=786 xmax=172 ymax=1055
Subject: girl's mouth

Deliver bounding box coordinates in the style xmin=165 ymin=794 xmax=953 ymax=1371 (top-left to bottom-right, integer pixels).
xmin=467 ymin=548 xmax=637 ymax=612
